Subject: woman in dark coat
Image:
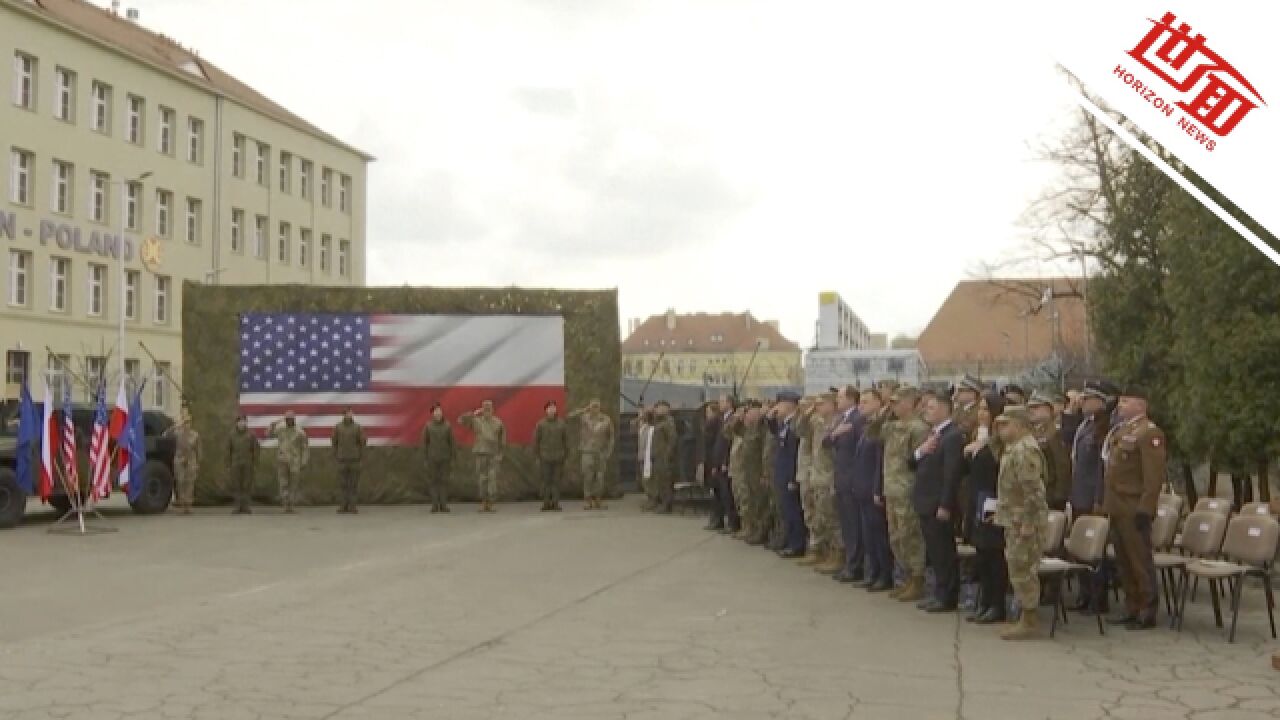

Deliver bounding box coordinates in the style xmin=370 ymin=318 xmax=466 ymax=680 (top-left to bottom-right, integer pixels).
xmin=1068 ymin=386 xmax=1110 ymax=612
xmin=965 ymin=391 xmax=1007 ymax=624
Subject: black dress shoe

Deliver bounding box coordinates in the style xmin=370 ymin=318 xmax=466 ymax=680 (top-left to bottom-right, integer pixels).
xmin=704 ymin=522 xmax=725 ymax=531
xmin=974 ymin=608 xmax=1007 ymax=624
xmin=778 ymin=548 xmax=805 ymax=559
xmin=833 ymin=570 xmax=857 ymax=583
xmin=918 ymin=599 xmax=939 ymax=611
xmin=965 ymin=608 xmax=984 ymax=623
xmin=867 ymin=579 xmax=893 ymax=593
xmin=717 ymin=527 xmax=734 ymax=535
xmin=1107 ymin=613 xmax=1139 ymax=626
xmin=850 ymin=579 xmax=872 ymax=589
xmin=926 ymin=603 xmax=958 ymax=614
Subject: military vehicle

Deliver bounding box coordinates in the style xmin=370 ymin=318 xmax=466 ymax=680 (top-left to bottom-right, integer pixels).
xmin=0 ymin=403 xmax=177 ymax=528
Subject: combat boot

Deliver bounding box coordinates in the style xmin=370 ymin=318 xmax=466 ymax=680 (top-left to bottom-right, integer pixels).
xmin=815 ymin=552 xmax=844 ymax=575
xmin=1000 ymin=609 xmax=1040 ymax=641
xmin=797 ymin=547 xmax=824 ymax=566
xmin=887 ymin=583 xmax=904 ymax=600
xmin=897 ymin=576 xmax=925 ymax=603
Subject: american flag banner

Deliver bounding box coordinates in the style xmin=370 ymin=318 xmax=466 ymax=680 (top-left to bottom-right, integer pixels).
xmin=88 ymin=385 xmax=112 ymax=500
xmin=238 ymin=313 xmax=566 ymax=447
xmin=60 ymin=391 xmax=78 ymax=494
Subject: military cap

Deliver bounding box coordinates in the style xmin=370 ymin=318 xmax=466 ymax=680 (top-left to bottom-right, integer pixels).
xmin=890 ymin=385 xmax=920 ymax=402
xmin=995 ymin=404 xmax=1032 ymax=426
xmin=957 ymin=374 xmax=984 ymax=394
xmin=1118 ymin=384 xmax=1150 ymax=400
xmin=1080 ymin=381 xmax=1108 ymax=401
xmin=1027 ymin=390 xmax=1058 ymax=408
xmin=776 ymin=391 xmax=802 ymax=404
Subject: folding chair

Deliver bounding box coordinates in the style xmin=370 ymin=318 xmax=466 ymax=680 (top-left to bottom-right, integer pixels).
xmin=1168 ymin=511 xmax=1229 ymax=626
xmin=1177 ymin=515 xmax=1279 ymax=642
xmin=1194 ymin=497 xmax=1231 ymax=517
xmin=1043 ymin=511 xmax=1068 ymax=555
xmin=1038 ymin=515 xmax=1110 ymax=638
xmin=1159 ymin=491 xmax=1184 ymax=517
xmin=1241 ymin=502 xmax=1274 ymax=518
xmin=1150 ymin=504 xmax=1183 ymax=619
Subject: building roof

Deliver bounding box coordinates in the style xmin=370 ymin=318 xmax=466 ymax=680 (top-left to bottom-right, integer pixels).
xmin=10 ymin=0 xmax=374 ymax=161
xmin=621 ymin=311 xmax=801 ymax=354
xmin=916 ymin=277 xmax=1087 ymax=368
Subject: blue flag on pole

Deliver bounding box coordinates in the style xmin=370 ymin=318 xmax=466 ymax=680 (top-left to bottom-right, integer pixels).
xmin=124 ymin=382 xmax=147 ymax=503
xmin=15 ymin=382 xmax=36 ymax=494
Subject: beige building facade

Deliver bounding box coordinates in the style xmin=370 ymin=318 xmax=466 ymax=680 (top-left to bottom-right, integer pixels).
xmin=1 ymin=0 xmax=371 ymax=411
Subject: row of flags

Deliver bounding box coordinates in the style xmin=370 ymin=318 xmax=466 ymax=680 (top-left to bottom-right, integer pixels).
xmin=14 ymin=376 xmax=148 ymax=505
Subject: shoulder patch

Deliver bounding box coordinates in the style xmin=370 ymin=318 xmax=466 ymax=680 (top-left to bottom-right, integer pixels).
xmin=1151 ymin=436 xmax=1162 ymax=448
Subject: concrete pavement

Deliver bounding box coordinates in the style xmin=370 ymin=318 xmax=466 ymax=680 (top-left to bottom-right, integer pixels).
xmin=1 ymin=498 xmax=1278 ymax=719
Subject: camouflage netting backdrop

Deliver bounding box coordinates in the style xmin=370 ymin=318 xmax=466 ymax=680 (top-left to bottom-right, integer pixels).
xmin=182 ymin=283 xmax=620 ymax=505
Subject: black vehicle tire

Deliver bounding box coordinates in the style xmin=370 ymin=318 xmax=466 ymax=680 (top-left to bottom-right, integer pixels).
xmin=127 ymin=460 xmax=174 ymax=514
xmin=0 ymin=468 xmax=26 ymax=529
xmin=49 ymin=494 xmax=73 ymax=514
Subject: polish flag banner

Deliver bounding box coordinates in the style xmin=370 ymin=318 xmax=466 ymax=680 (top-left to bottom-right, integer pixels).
xmin=109 ymin=378 xmax=131 ymax=491
xmin=237 ymin=313 xmax=566 ymax=447
xmin=38 ymin=379 xmax=55 ymax=502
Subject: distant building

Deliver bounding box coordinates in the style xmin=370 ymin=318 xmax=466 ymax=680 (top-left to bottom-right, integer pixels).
xmin=917 ymin=277 xmax=1088 ymax=387
xmin=621 ymin=310 xmax=802 ymax=398
xmin=815 ymin=292 xmax=871 ymax=350
xmin=803 ymin=348 xmax=926 ymax=395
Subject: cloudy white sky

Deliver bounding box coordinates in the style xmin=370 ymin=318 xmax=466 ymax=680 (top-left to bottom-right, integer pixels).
xmin=123 ymin=0 xmax=1082 ymax=344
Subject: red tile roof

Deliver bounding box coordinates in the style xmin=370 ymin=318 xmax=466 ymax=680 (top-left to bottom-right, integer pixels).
xmin=622 ymin=312 xmax=800 ymax=354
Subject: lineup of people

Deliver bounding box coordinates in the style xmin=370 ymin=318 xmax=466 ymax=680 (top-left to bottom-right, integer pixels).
xmin=683 ymin=377 xmax=1171 ymax=640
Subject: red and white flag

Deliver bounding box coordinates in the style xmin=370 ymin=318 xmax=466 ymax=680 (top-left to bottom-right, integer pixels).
xmin=38 ymin=379 xmax=54 ymax=502
xmin=109 ymin=378 xmax=131 ymax=491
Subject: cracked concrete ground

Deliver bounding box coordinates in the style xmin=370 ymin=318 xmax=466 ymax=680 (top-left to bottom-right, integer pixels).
xmin=3 ymin=497 xmax=1278 ymax=720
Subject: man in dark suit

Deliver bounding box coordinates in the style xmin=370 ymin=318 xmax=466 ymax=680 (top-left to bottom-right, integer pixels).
xmin=766 ymin=391 xmax=807 ymax=557
xmin=909 ymin=394 xmax=966 ymax=612
xmin=825 ymin=386 xmax=865 ymax=583
xmin=704 ymin=395 xmax=739 ymax=532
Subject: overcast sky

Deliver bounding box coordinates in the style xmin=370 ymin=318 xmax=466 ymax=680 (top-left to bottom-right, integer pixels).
xmin=123 ymin=0 xmax=1081 ymax=344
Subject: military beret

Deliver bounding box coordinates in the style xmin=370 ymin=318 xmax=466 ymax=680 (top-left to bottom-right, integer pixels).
xmin=996 ymin=405 xmax=1032 ymax=425
xmin=891 ymin=385 xmax=920 ymax=402
xmin=775 ymin=391 xmax=801 ymax=404
xmin=957 ymin=374 xmax=984 ymax=394
xmin=1003 ymin=384 xmax=1026 ymax=398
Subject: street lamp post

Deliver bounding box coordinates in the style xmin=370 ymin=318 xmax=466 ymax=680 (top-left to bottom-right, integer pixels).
xmin=117 ymin=171 xmax=151 ymax=389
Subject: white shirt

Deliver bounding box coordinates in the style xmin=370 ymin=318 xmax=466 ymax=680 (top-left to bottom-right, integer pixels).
xmin=640 ymin=424 xmax=655 ymax=479
xmin=915 ymin=418 xmax=953 ymax=461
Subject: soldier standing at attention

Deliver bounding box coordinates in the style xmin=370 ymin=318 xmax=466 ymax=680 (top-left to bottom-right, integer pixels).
xmin=1028 ymin=391 xmax=1072 ymax=511
xmin=993 ymin=405 xmax=1050 ymax=641
xmin=1103 ymin=386 xmax=1166 ymax=630
xmin=793 ymin=397 xmax=819 ymax=564
xmin=533 ymin=401 xmax=569 ymax=512
xmin=570 ymin=399 xmax=615 ymax=511
xmin=880 ymin=387 xmax=930 ymax=602
xmin=650 ymin=401 xmax=679 ymax=514
xmin=809 ymin=392 xmax=844 ymax=575
xmin=227 ymin=414 xmax=260 ymax=514
xmin=952 ymin=375 xmax=984 ymax=441
xmin=459 ymin=400 xmax=506 ymax=512
xmin=164 ymin=405 xmax=201 ymax=515
xmin=268 ymin=410 xmax=310 ymax=514
xmin=331 ymin=407 xmax=367 ymax=514
xmin=724 ymin=405 xmax=750 ymax=538
xmin=421 ymin=404 xmax=455 ymax=513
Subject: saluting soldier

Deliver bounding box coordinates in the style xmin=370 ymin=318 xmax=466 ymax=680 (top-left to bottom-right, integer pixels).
xmin=268 ymin=410 xmax=310 ymax=513
xmin=793 ymin=396 xmax=819 ymax=564
xmin=650 ymin=401 xmax=679 ymax=514
xmin=993 ymin=405 xmax=1050 ymax=641
xmin=1028 ymin=391 xmax=1073 ymax=511
xmin=809 ymin=392 xmax=843 ymax=575
xmin=421 ymin=403 xmax=455 ymax=513
xmin=331 ymin=407 xmax=367 ymax=514
xmin=533 ymin=401 xmax=569 ymax=512
xmin=1103 ymin=385 xmax=1166 ymax=630
xmin=569 ymin=399 xmax=614 ymax=510
xmin=227 ymin=414 xmax=260 ymax=514
xmin=878 ymin=386 xmax=931 ymax=601
xmin=952 ymin=374 xmax=984 ymax=442
xmin=459 ymin=400 xmax=506 ymax=512
xmin=164 ymin=405 xmax=202 ymax=515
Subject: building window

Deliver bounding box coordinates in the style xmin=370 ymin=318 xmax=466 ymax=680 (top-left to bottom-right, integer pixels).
xmin=299 ymin=228 xmax=311 ymax=268
xmin=299 ymin=160 xmax=312 ymax=200
xmin=124 ymin=270 xmax=139 ymax=320
xmin=9 ymin=149 xmax=33 ymax=205
xmin=91 ymin=81 xmax=111 ymax=134
xmin=54 ymin=67 xmax=75 ymax=121
xmin=13 ymin=52 xmax=36 ymax=110
xmin=154 ymin=361 xmax=170 ymax=409
xmin=8 ymin=250 xmax=30 ymax=306
xmin=255 ymin=142 xmax=269 ymax=185
xmin=158 ymin=106 xmax=175 ymax=154
xmin=231 ymin=133 xmax=245 ymax=178
xmin=154 ymin=275 xmax=170 ymax=324
xmin=89 ymin=170 xmax=109 ymax=223
xmin=49 ymin=256 xmax=69 ymax=312
xmin=6 ymin=351 xmax=29 ymax=387
xmin=320 ymin=168 xmax=332 ymax=206
xmin=125 ymin=182 xmax=141 ymax=230
xmin=253 ymin=215 xmax=267 ymax=258
xmin=339 ymin=174 xmax=351 ymax=213
xmin=51 ymin=159 xmax=73 ymax=215
xmin=230 ymin=208 xmax=244 ymax=253
xmin=50 ymin=354 xmax=71 ymax=405
xmin=124 ymin=358 xmax=140 ymax=395
xmin=84 ymin=356 xmax=106 ymax=399
xmin=126 ymin=94 xmax=144 ymax=144
xmin=277 ymin=222 xmax=291 ymax=264
xmin=185 ymin=197 xmax=201 ymax=245
xmin=186 ymin=117 xmax=204 ymax=164
xmin=338 ymin=239 xmax=349 ymax=278
xmin=87 ymin=263 xmax=106 ymax=317
xmin=278 ymin=151 xmax=291 ymax=194
xmin=155 ymin=189 xmax=172 ymax=237
xmin=319 ymin=234 xmax=331 ymax=273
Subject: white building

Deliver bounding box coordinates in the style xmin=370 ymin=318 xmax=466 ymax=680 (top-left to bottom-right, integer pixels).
xmin=814 ymin=291 xmax=870 ymax=350
xmin=803 ymin=348 xmax=927 ymax=395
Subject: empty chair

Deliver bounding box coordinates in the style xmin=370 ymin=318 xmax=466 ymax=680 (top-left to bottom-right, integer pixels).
xmin=1169 ymin=511 xmax=1229 ymax=624
xmin=1177 ymin=515 xmax=1279 ymax=642
xmin=1152 ymin=503 xmax=1185 ymax=618
xmin=1195 ymin=497 xmax=1231 ymax=517
xmin=1159 ymin=492 xmax=1184 ymax=517
xmin=1043 ymin=511 xmax=1068 ymax=555
xmin=1039 ymin=515 xmax=1111 ymax=637
xmin=1241 ymin=502 xmax=1274 ymax=518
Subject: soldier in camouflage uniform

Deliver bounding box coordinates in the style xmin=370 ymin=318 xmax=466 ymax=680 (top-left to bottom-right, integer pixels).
xmin=761 ymin=402 xmax=783 ymax=550
xmin=993 ymin=405 xmax=1050 ymax=640
xmin=809 ymin=392 xmax=843 ymax=574
xmin=650 ymin=401 xmax=679 ymax=513
xmin=1028 ymin=391 xmax=1072 ymax=511
xmin=728 ymin=403 xmax=766 ymax=543
xmin=227 ymin=415 xmax=260 ymax=514
xmin=268 ymin=410 xmax=310 ymax=513
xmin=533 ymin=401 xmax=569 ymax=512
xmin=793 ymin=397 xmax=819 ymax=564
xmin=421 ymin=404 xmax=455 ymax=512
xmin=164 ymin=406 xmax=201 ymax=515
xmin=878 ymin=387 xmax=931 ymax=601
xmin=569 ymin=399 xmax=614 ymax=510
xmin=331 ymin=408 xmax=367 ymax=514
xmin=459 ymin=400 xmax=506 ymax=512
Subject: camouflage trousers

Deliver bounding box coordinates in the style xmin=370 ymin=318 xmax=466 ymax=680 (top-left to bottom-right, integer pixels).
xmin=474 ymin=454 xmax=501 ymax=502
xmin=276 ymin=461 xmax=302 ymax=507
xmin=796 ymin=461 xmax=814 ymax=546
xmin=581 ymin=452 xmax=607 ymax=498
xmin=759 ymin=474 xmax=779 ymax=538
xmin=886 ymin=495 xmax=925 ymax=576
xmin=732 ymin=472 xmax=757 ymax=533
xmin=1004 ymin=522 xmax=1043 ymax=610
xmin=175 ymin=456 xmax=198 ymax=507
xmin=809 ymin=476 xmax=840 ymax=551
